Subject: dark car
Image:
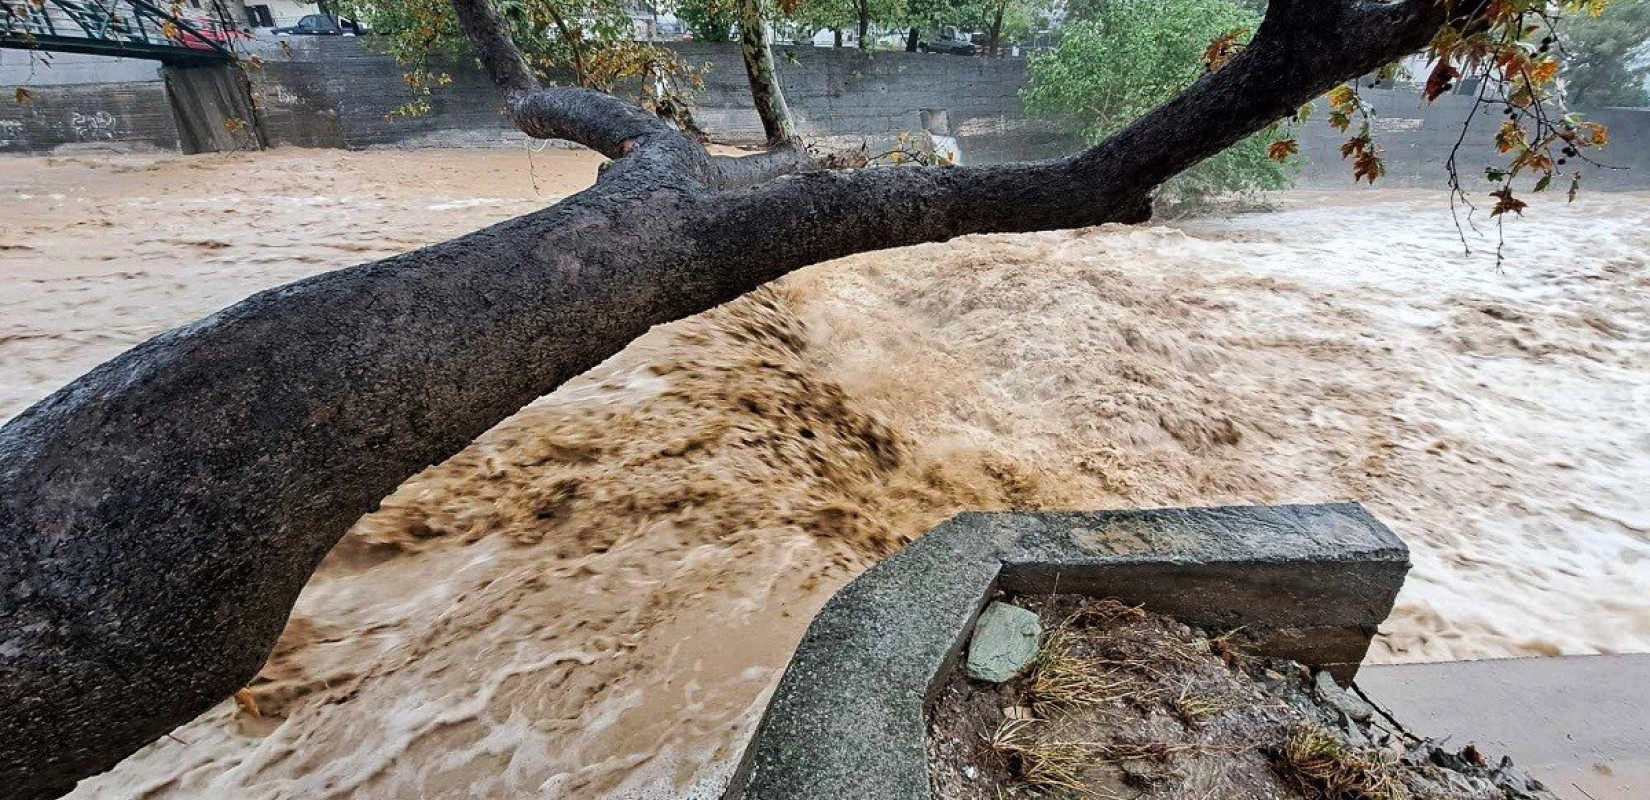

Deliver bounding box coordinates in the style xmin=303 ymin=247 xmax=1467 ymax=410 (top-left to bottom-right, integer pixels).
xmin=272 ymin=14 xmax=364 ymax=35
xmin=917 ymin=36 xmax=976 ymax=55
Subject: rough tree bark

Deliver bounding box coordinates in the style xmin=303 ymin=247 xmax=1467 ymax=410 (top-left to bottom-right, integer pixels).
xmin=736 ymin=0 xmax=796 ymax=145
xmin=0 ymin=1 xmax=1488 ymax=797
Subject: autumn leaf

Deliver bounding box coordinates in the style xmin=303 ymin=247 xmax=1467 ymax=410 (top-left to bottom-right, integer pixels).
xmin=14 ymin=87 xmax=32 ymax=104
xmin=1579 ymin=121 xmax=1609 ymax=147
xmin=1327 ymin=85 xmax=1356 ymax=110
xmin=1495 ymin=47 xmax=1530 ymax=77
xmin=1202 ymin=29 xmax=1246 ymax=73
xmin=1339 ymin=131 xmax=1371 ymax=160
xmin=1495 ymin=121 xmax=1524 ymax=153
xmin=1425 ymin=59 xmax=1459 ymax=101
xmin=1268 ymin=138 xmax=1298 ymax=162
xmin=1353 ymin=151 xmax=1385 ymax=184
xmin=1490 ymin=186 xmax=1526 ymax=217
xmin=1428 ymin=24 xmax=1462 ymax=61
xmin=1512 ymin=149 xmax=1553 ymax=174
xmin=1526 ymin=59 xmax=1559 ymax=87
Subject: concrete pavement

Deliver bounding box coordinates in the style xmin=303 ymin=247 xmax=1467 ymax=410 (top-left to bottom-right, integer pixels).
xmin=1358 ymin=654 xmax=1650 ymax=800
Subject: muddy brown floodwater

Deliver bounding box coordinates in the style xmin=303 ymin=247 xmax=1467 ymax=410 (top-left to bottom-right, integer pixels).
xmin=2 ymin=147 xmax=1646 ymax=800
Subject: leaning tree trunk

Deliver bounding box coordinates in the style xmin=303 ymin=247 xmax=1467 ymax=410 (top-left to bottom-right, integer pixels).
xmin=986 ymin=2 xmax=1004 ymax=57
xmin=0 ymin=0 xmax=1487 ymax=796
xmin=736 ymin=0 xmax=796 ymax=145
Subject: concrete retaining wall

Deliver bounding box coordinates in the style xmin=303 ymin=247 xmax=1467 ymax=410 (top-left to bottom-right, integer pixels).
xmin=3 ymin=40 xmax=1647 ymax=187
xmin=163 ymin=64 xmax=265 ymax=154
xmin=0 ymin=79 xmax=180 ymax=153
xmin=1296 ymin=87 xmax=1650 ymax=189
xmin=239 ymin=38 xmax=1072 ymax=162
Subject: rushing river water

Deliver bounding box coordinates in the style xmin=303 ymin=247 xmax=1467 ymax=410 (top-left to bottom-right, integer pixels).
xmin=2 ymin=148 xmax=1646 ymax=799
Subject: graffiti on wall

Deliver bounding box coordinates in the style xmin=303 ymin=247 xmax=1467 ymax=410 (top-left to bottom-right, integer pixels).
xmin=69 ymin=110 xmax=118 ymax=140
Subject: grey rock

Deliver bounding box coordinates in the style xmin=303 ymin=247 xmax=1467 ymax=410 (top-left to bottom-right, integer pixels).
xmin=965 ymin=602 xmax=1042 ymax=682
xmin=1314 ymin=668 xmax=1376 ymax=722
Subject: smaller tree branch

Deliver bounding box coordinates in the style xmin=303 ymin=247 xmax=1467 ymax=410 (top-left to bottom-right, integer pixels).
xmin=449 ymin=0 xmax=685 ymax=160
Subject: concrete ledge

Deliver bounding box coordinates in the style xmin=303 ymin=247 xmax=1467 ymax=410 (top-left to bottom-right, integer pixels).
xmin=722 ymin=503 xmax=1409 ymax=800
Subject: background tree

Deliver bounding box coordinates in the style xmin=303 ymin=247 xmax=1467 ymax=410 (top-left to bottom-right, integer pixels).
xmin=336 ymin=0 xmax=707 ymax=125
xmin=0 ymin=2 xmax=1619 ymax=798
xmin=977 ymin=0 xmax=1041 ymax=55
xmin=1558 ymin=0 xmax=1650 ymax=107
xmin=677 ymin=0 xmax=740 ymax=41
xmin=1024 ymin=0 xmax=1294 ymax=208
xmin=737 ymin=0 xmax=798 ymax=143
xmin=789 ymin=0 xmax=902 ymax=47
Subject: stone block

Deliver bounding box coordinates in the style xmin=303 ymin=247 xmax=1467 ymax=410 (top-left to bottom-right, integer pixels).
xmin=722 ymin=503 xmax=1409 ymax=800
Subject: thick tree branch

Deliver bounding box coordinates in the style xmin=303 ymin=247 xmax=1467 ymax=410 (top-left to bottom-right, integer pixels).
xmin=0 ymin=3 xmax=1487 ymax=798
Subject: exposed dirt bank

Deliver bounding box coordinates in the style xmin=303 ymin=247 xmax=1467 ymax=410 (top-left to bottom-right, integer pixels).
xmin=929 ymin=597 xmax=1553 ymax=800
xmin=2 ymin=148 xmax=1645 ymax=799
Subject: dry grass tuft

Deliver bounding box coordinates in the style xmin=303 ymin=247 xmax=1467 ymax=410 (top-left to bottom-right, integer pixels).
xmin=1168 ymin=678 xmax=1227 ymax=727
xmin=1027 ymin=606 xmax=1162 ymax=712
xmin=990 ymin=718 xmax=1093 ymax=793
xmin=1271 ymin=725 xmax=1408 ymax=800
xmin=991 ymin=719 xmax=1238 ymax=794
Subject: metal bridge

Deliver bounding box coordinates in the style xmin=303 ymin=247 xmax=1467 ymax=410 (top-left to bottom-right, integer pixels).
xmin=1 ymin=0 xmax=237 ymax=66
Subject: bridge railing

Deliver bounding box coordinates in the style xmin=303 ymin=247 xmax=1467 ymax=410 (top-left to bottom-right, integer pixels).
xmin=1 ymin=0 xmax=238 ymax=63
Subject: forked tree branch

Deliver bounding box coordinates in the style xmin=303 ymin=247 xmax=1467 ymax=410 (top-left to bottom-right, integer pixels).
xmin=0 ymin=3 xmax=1485 ymax=798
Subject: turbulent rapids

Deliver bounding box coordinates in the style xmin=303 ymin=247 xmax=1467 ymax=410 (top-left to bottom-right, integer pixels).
xmin=2 ymin=149 xmax=1646 ymax=799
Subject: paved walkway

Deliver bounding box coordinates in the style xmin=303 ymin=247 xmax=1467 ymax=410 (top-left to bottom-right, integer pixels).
xmin=1358 ymin=654 xmax=1650 ymax=800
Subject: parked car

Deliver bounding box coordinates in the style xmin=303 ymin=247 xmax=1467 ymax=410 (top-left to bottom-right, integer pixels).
xmin=918 ymin=36 xmax=976 ymax=55
xmin=177 ymin=16 xmax=253 ymax=50
xmin=272 ymin=14 xmax=365 ymax=36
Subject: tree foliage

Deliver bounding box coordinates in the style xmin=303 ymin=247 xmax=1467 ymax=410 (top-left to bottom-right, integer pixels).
xmin=1558 ymin=0 xmax=1650 ymax=107
xmin=1023 ymin=0 xmax=1294 ymax=208
xmin=334 ymin=0 xmax=705 ymax=124
xmin=782 ymin=0 xmax=1039 ymax=51
xmin=787 ymin=0 xmax=903 ymax=44
xmin=1407 ymin=0 xmax=1616 ymax=248
xmin=677 ymin=0 xmax=740 ymax=42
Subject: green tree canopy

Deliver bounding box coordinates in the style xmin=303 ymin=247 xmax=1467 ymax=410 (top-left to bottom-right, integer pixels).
xmin=677 ymin=0 xmax=740 ymax=41
xmin=1559 ymin=0 xmax=1650 ymax=107
xmin=1023 ymin=0 xmax=1294 ymax=207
